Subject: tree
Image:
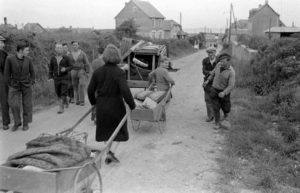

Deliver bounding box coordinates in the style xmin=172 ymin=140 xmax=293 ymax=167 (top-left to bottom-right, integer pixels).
xmin=115 ymin=19 xmax=138 ymax=40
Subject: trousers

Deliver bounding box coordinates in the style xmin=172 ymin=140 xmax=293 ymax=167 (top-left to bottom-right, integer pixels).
xmin=209 ymin=87 xmax=231 ymax=124
xmin=204 ymin=85 xmax=214 ymax=119
xmin=71 ymin=69 xmax=87 ymax=103
xmin=0 ymin=82 xmax=10 ymax=126
xmin=8 ymin=85 xmax=32 ymax=125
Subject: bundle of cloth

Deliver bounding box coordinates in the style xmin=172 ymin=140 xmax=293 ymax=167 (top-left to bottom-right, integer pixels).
xmin=3 ymin=135 xmax=91 ymax=170
xmin=134 ymin=90 xmax=166 ymax=109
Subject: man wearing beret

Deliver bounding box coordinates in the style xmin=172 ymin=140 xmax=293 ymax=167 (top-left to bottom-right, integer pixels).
xmin=202 ymin=46 xmax=217 ymax=122
xmin=0 ymin=35 xmax=10 ymax=130
xmin=203 ymin=53 xmax=235 ymax=129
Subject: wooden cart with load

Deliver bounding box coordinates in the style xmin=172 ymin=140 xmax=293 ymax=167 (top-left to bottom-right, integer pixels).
xmin=0 ymin=108 xmax=128 ymax=193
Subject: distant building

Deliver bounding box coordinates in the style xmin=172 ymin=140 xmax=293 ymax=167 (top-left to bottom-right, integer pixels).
xmin=24 ymin=23 xmax=47 ymax=33
xmin=163 ymin=20 xmax=183 ymax=39
xmin=265 ymin=27 xmax=300 ymax=39
xmin=228 ymin=1 xmax=285 ymax=37
xmin=248 ymin=2 xmax=285 ymax=36
xmin=115 ymin=0 xmax=185 ymax=39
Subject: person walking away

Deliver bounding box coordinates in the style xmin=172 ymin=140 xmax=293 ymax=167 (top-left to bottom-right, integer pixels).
xmin=0 ymin=35 xmax=10 ymax=130
xmin=4 ymin=42 xmax=35 ymax=131
xmin=69 ymin=41 xmax=90 ymax=106
xmin=49 ymin=43 xmax=73 ymax=114
xmin=87 ymin=44 xmax=135 ymax=164
xmin=90 ymin=47 xmax=105 ymax=122
xmin=202 ymin=46 xmax=217 ymax=122
xmin=62 ymin=43 xmax=74 ymax=105
xmin=203 ymin=53 xmax=235 ymax=129
xmin=148 ymin=56 xmax=175 ymax=91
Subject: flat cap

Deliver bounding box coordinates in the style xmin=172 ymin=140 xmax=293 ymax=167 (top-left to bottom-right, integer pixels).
xmin=218 ymin=53 xmax=231 ymax=60
xmin=0 ymin=35 xmax=5 ymax=41
xmin=206 ymin=46 xmax=216 ymax=52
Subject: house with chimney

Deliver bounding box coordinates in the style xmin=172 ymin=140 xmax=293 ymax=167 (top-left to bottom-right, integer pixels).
xmin=115 ymin=0 xmax=184 ymax=39
xmin=248 ymin=1 xmax=285 ymax=36
xmin=230 ymin=1 xmax=285 ymax=37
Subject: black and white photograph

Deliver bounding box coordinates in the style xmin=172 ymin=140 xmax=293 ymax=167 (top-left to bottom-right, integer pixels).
xmin=0 ymin=0 xmax=300 ymax=192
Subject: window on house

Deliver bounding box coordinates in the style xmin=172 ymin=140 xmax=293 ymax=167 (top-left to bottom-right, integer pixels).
xmin=152 ymin=31 xmax=155 ymax=38
xmin=132 ymin=6 xmax=137 ymax=13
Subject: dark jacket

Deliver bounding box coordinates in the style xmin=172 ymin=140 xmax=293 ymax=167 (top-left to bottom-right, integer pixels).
xmin=4 ymin=55 xmax=35 ymax=88
xmin=202 ymin=57 xmax=217 ymax=81
xmin=49 ymin=55 xmax=73 ymax=80
xmin=87 ymin=63 xmax=135 ymax=142
xmin=0 ymin=49 xmax=8 ymax=83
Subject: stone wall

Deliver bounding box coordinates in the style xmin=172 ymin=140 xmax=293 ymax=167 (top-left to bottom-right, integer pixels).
xmin=231 ymin=41 xmax=257 ymax=65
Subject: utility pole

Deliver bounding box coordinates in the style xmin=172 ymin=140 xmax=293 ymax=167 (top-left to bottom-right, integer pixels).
xmin=228 ymin=3 xmax=233 ymax=43
xmin=180 ymin=12 xmax=182 ymax=27
xmin=268 ymin=17 xmax=272 ymax=39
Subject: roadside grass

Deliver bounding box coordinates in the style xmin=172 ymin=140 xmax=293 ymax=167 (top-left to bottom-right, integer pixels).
xmin=217 ymin=61 xmax=300 ymax=192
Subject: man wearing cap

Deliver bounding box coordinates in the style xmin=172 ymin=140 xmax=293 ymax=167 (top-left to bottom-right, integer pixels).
xmin=0 ymin=35 xmax=10 ymax=130
xmin=202 ymin=46 xmax=217 ymax=122
xmin=203 ymin=53 xmax=235 ymax=129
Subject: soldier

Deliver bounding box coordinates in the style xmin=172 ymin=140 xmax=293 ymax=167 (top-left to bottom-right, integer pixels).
xmin=49 ymin=43 xmax=73 ymax=114
xmin=203 ymin=53 xmax=235 ymax=129
xmin=0 ymin=35 xmax=10 ymax=130
xmin=4 ymin=42 xmax=35 ymax=131
xmin=202 ymin=46 xmax=217 ymax=122
xmin=69 ymin=41 xmax=90 ymax=106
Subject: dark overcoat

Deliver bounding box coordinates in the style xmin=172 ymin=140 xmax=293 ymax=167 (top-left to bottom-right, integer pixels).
xmin=87 ymin=63 xmax=135 ymax=142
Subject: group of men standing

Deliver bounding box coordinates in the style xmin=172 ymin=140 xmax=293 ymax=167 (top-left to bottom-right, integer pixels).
xmin=0 ymin=35 xmax=92 ymax=131
xmin=202 ymin=46 xmax=236 ymax=129
xmin=49 ymin=41 xmax=90 ymax=114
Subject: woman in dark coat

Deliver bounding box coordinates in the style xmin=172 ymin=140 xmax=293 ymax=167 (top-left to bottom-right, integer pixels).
xmin=87 ymin=44 xmax=135 ymax=164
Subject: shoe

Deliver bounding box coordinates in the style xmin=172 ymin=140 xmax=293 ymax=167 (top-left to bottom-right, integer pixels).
xmin=213 ymin=123 xmax=228 ymax=130
xmin=76 ymin=102 xmax=80 ymax=105
xmin=23 ymin=125 xmax=29 ymax=131
xmin=80 ymin=102 xmax=85 ymax=106
xmin=105 ymin=151 xmax=120 ymax=165
xmin=206 ymin=117 xmax=214 ymax=122
xmin=57 ymin=99 xmax=64 ymax=114
xmin=69 ymin=98 xmax=75 ymax=104
xmin=12 ymin=123 xmax=21 ymax=132
xmin=221 ymin=113 xmax=229 ymax=121
xmin=3 ymin=125 xmax=9 ymax=130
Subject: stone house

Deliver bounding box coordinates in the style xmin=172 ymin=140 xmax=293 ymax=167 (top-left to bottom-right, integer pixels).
xmin=248 ymin=2 xmax=284 ymax=36
xmin=115 ymin=0 xmax=183 ymax=39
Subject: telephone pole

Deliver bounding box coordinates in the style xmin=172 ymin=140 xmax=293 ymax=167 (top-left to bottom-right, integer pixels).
xmin=228 ymin=3 xmax=233 ymax=43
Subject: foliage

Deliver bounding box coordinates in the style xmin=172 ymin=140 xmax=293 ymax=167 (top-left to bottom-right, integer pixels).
xmin=219 ymin=36 xmax=300 ymax=192
xmin=115 ymin=19 xmax=138 ymax=40
xmin=187 ymin=32 xmax=206 ymax=48
xmin=237 ymin=34 xmax=270 ymax=50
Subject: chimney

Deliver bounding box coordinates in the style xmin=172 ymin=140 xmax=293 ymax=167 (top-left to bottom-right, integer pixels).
xmin=258 ymin=4 xmax=262 ymax=8
xmin=265 ymin=0 xmax=269 ymax=4
xmin=292 ymin=22 xmax=295 ymax=27
xmin=4 ymin=17 xmax=7 ymax=25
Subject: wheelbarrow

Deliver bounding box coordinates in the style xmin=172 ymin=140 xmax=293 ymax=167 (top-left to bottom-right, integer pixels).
xmin=0 ymin=107 xmax=129 ymax=193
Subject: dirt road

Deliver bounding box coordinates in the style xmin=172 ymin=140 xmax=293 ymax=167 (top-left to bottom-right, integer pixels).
xmin=0 ymin=49 xmax=223 ymax=193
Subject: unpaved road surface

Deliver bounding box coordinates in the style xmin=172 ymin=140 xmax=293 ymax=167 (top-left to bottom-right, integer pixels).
xmin=0 ymin=50 xmax=223 ymax=193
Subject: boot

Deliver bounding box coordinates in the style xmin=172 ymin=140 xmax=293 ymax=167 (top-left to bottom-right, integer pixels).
xmin=57 ymin=99 xmax=64 ymax=114
xmin=64 ymin=96 xmax=69 ymax=108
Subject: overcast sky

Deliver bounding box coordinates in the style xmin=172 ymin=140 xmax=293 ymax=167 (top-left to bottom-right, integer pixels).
xmin=0 ymin=0 xmax=299 ymax=30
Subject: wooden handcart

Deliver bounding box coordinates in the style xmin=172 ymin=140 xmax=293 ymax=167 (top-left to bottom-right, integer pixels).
xmin=131 ymin=86 xmax=172 ymax=134
xmin=0 ymin=108 xmax=129 ymax=193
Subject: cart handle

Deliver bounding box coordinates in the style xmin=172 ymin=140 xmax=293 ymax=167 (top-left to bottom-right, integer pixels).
xmin=57 ymin=107 xmax=94 ymax=136
xmin=94 ymin=113 xmax=129 ymax=165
